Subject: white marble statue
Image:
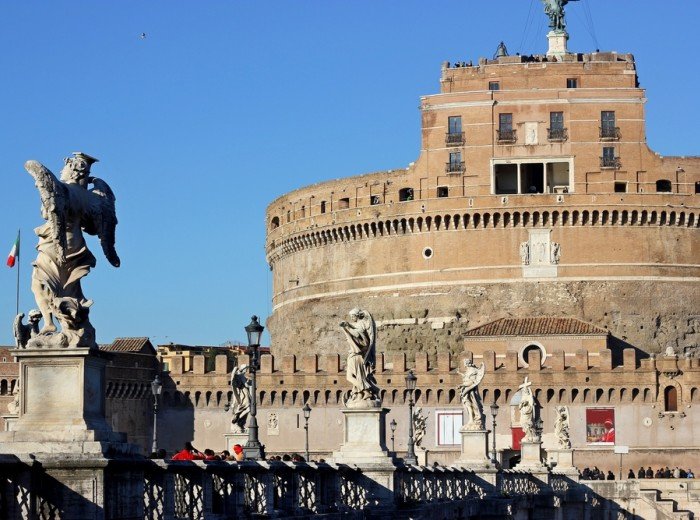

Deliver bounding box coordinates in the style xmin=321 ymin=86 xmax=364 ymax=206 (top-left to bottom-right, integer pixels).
xmin=13 ymin=310 xmax=41 ymax=348
xmin=518 ymin=376 xmax=537 ymax=442
xmin=554 ymin=405 xmax=571 ymax=449
xmin=519 ymin=242 xmax=530 ymax=265
xmin=551 ymin=242 xmax=561 ymax=264
xmin=413 ymin=407 xmax=428 ymax=449
xmin=23 ymin=153 xmax=119 ymax=349
xmin=7 ymin=383 xmax=20 ymax=415
xmin=457 ymin=359 xmax=485 ymax=430
xmin=340 ymin=308 xmax=380 ymax=408
xmin=226 ymin=365 xmax=250 ymax=433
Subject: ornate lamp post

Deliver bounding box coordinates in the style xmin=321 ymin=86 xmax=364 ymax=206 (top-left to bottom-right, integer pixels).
xmin=243 ymin=315 xmax=265 ymax=460
xmin=302 ymin=403 xmax=311 ymax=461
xmin=405 ymin=370 xmax=418 ymax=465
xmin=390 ymin=419 xmax=397 ymax=452
xmin=490 ymin=401 xmax=500 ymax=465
xmin=150 ymin=374 xmax=162 ymax=454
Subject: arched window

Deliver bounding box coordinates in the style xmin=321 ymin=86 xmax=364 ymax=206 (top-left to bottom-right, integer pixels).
xmin=664 ymin=386 xmax=678 ymax=412
xmin=519 ymin=343 xmax=546 ymax=367
xmin=270 ymin=216 xmax=280 ymax=229
xmin=656 ymin=179 xmax=672 ymax=193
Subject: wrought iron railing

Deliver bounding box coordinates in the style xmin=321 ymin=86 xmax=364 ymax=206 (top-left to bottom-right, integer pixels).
xmin=497 ymin=129 xmax=517 ymax=143
xmin=445 ymin=132 xmax=465 ymax=146
xmin=547 ymin=127 xmax=568 ymax=142
xmin=599 ymin=126 xmax=621 ymax=140
xmin=600 ymin=156 xmax=621 ymax=169
xmin=445 ymin=161 xmax=466 ymax=174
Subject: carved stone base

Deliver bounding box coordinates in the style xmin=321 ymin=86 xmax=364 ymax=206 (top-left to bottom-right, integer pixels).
xmin=332 ymin=407 xmax=393 ymax=464
xmin=548 ymin=448 xmax=579 ymax=475
xmin=224 ymin=432 xmax=249 ymax=452
xmin=453 ymin=428 xmax=493 ymax=470
xmin=547 ymin=30 xmax=569 ymax=58
xmin=0 ymin=348 xmax=137 ymax=456
xmin=516 ymin=440 xmax=546 ymax=470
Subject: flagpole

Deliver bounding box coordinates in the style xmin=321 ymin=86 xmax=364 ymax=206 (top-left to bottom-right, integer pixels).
xmin=15 ymin=229 xmax=20 ymax=316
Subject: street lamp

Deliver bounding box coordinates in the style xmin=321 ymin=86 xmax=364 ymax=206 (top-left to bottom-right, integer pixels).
xmin=405 ymin=370 xmax=418 ymax=465
xmin=150 ymin=374 xmax=162 ymax=454
xmin=490 ymin=401 xmax=499 ymax=465
xmin=243 ymin=315 xmax=265 ymax=460
xmin=302 ymin=403 xmax=312 ymax=461
xmin=390 ymin=419 xmax=397 ymax=452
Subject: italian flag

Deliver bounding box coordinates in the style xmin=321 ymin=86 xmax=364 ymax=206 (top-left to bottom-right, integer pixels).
xmin=6 ymin=233 xmax=19 ymax=268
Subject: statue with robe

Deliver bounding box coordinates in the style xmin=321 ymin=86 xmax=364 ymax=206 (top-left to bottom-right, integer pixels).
xmin=340 ymin=308 xmax=380 ymax=408
xmin=23 ymin=152 xmax=119 ymax=349
xmin=554 ymin=406 xmax=571 ymax=449
xmin=519 ymin=376 xmax=537 ymax=441
xmin=456 ymin=359 xmax=485 ymax=430
xmin=541 ymin=0 xmax=578 ymax=32
xmin=226 ymin=365 xmax=250 ymax=433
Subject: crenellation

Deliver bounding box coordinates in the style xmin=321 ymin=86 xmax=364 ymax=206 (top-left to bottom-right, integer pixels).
xmin=321 ymin=353 xmax=340 ymax=373
xmin=301 ymin=354 xmax=318 ymax=373
xmin=261 ymin=353 xmax=274 ymax=374
xmin=482 ymin=350 xmax=496 ymax=372
xmin=599 ymin=350 xmax=612 ymax=371
xmin=282 ymin=354 xmax=297 ymax=373
xmin=623 ymin=348 xmax=637 ymax=370
xmin=192 ymin=355 xmax=205 ymax=374
xmin=415 ymin=352 xmax=429 ymax=372
xmin=504 ymin=351 xmax=518 ymax=372
xmin=573 ymin=349 xmax=589 ymax=371
xmin=549 ymin=350 xmax=565 ymax=371
xmin=214 ymin=354 xmax=228 ymax=374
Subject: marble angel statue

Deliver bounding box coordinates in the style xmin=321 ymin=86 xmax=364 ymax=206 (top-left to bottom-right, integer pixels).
xmin=554 ymin=405 xmax=571 ymax=449
xmin=23 ymin=152 xmax=119 ymax=349
xmin=457 ymin=359 xmax=485 ymax=430
xmin=518 ymin=377 xmax=537 ymax=442
xmin=339 ymin=308 xmax=380 ymax=408
xmin=226 ymin=364 xmax=250 ymax=433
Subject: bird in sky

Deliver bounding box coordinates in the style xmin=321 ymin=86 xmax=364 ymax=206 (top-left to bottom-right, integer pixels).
xmin=140 ymin=32 xmax=147 ymax=40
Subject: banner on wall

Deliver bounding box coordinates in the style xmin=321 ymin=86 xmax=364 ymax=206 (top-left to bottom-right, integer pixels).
xmin=586 ymin=408 xmax=615 ymax=444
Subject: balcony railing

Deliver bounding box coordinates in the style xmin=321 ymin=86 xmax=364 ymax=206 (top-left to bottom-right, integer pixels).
xmin=599 ymin=126 xmax=621 ymax=140
xmin=497 ymin=128 xmax=517 ymax=143
xmin=445 ymin=161 xmax=465 ymax=174
xmin=547 ymin=127 xmax=568 ymax=142
xmin=445 ymin=132 xmax=465 ymax=146
xmin=600 ymin=156 xmax=621 ymax=169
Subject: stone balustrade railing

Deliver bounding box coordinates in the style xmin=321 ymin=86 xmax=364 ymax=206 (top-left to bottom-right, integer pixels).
xmin=0 ymin=456 xmax=586 ymax=519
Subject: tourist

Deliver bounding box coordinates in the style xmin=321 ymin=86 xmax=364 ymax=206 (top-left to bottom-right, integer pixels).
xmin=638 ymin=467 xmax=646 ymax=479
xmin=282 ymin=454 xmax=292 ymax=461
xmin=606 ymin=471 xmax=615 ymax=481
xmin=171 ymin=442 xmax=205 ymax=461
xmin=220 ymin=450 xmax=230 ymax=460
xmin=203 ymin=449 xmax=220 ymax=461
xmin=663 ymin=467 xmax=671 ymax=478
xmin=687 ymin=469 xmax=695 ymax=478
xmin=627 ymin=469 xmax=635 ymax=479
xmin=646 ymin=467 xmax=653 ymax=478
xmin=232 ymin=444 xmax=244 ymax=461
xmin=673 ymin=467 xmax=681 ymax=479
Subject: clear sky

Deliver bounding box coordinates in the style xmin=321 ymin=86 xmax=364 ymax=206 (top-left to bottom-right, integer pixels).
xmin=0 ymin=1 xmax=698 ymax=347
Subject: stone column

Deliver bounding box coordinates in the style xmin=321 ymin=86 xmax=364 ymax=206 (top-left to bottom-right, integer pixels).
xmin=547 ymin=30 xmax=568 ymax=59
xmin=453 ymin=427 xmax=492 ymax=470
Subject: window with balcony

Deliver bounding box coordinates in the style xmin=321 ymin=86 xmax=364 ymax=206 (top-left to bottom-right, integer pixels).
xmin=601 ymin=146 xmax=620 ymax=169
xmin=600 ymin=111 xmax=620 ymax=140
xmin=446 ymin=152 xmax=465 ymax=173
xmin=446 ymin=116 xmax=464 ymax=146
xmin=548 ymin=112 xmax=567 ymax=142
xmin=398 ymin=188 xmax=414 ymax=202
xmin=497 ymin=113 xmax=516 ymax=143
xmin=566 ymin=78 xmax=578 ymax=88
xmin=437 ymin=186 xmax=449 ymax=198
xmin=489 ymin=81 xmax=500 ymax=91
xmin=656 ymin=179 xmax=672 ymax=193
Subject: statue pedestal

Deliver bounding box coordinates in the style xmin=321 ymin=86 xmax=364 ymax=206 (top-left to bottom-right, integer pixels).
xmin=0 ymin=348 xmax=137 ymax=456
xmin=453 ymin=428 xmax=493 ymax=470
xmin=224 ymin=432 xmax=249 ymax=452
xmin=516 ymin=440 xmax=546 ymax=470
xmin=547 ymin=30 xmax=568 ymax=59
xmin=332 ymin=408 xmax=392 ymax=464
xmin=548 ymin=448 xmax=579 ymax=476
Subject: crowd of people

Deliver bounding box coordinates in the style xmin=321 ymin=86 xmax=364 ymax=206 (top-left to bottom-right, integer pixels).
xmin=581 ymin=466 xmax=695 ymax=480
xmin=149 ymin=442 xmax=325 ymax=464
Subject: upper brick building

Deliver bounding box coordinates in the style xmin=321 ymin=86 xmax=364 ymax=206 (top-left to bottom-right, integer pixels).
xmin=265 ymin=47 xmax=699 ymax=360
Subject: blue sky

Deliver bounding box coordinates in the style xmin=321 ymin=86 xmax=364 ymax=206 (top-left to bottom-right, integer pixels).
xmin=0 ymin=1 xmax=698 ymax=347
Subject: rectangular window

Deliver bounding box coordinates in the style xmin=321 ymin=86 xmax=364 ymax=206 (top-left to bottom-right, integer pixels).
xmin=436 ymin=410 xmax=463 ymax=446
xmin=437 ymin=186 xmax=449 ymax=198
xmin=320 ymin=201 xmax=326 ymax=214
xmin=489 ymin=81 xmax=500 ymax=91
xmin=614 ymin=181 xmax=627 ymax=193
xmin=449 ymin=152 xmax=462 ymax=167
xmin=567 ymin=78 xmax=578 ymax=88
xmin=370 ymin=195 xmax=381 ymax=205
xmin=603 ymin=146 xmax=615 ymax=160
xmin=499 ymin=113 xmax=512 ymax=131
xmin=550 ymin=112 xmax=564 ymax=130
xmin=338 ymin=197 xmax=350 ymax=209
xmin=601 ymin=111 xmax=617 ymax=139
xmin=448 ymin=116 xmax=462 ymax=135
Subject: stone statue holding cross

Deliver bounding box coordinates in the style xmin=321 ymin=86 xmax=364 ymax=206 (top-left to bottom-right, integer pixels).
xmin=518 ymin=376 xmax=537 ymax=442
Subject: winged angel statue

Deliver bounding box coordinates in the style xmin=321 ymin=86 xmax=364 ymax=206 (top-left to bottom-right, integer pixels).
xmin=340 ymin=308 xmax=380 ymax=408
xmin=541 ymin=0 xmax=577 ymax=32
xmin=21 ymin=152 xmax=119 ymax=349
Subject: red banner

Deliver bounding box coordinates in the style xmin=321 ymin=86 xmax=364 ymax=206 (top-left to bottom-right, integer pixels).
xmin=511 ymin=427 xmax=525 ymax=450
xmin=586 ymin=408 xmax=615 ymax=444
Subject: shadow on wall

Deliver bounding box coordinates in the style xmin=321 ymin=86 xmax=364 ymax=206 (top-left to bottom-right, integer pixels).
xmin=609 ymin=335 xmax=649 ymax=367
xmin=157 ymin=372 xmax=195 ymax=456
